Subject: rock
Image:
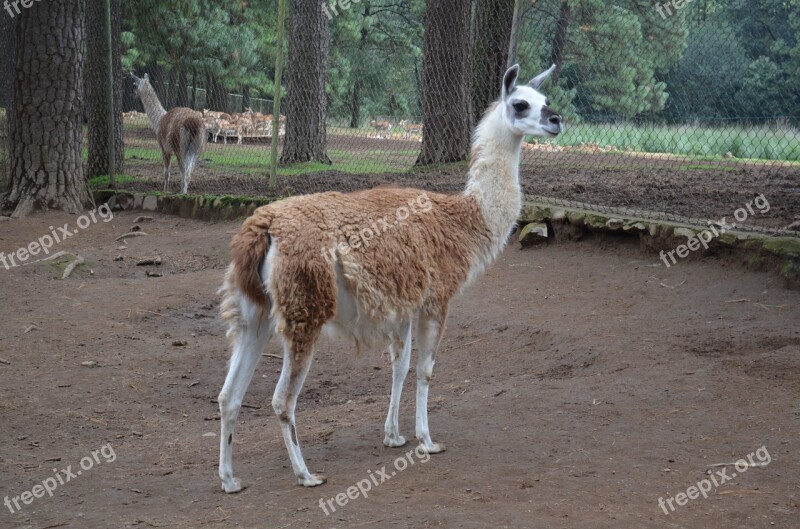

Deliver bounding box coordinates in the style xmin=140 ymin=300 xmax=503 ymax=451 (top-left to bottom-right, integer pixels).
xmin=113 ymin=255 xmax=123 ymax=262
xmin=142 ymin=195 xmax=158 ymax=211
xmin=518 ymin=222 xmax=549 ymax=247
xmin=172 ymin=340 xmax=188 ymax=347
xmin=674 ymin=227 xmax=696 ymax=239
xmin=146 ymin=271 xmax=163 ymax=278
xmin=605 ymin=218 xmax=624 ymax=230
xmin=136 ymin=257 xmax=162 ymax=266
xmin=0 ymin=216 xmax=10 ymax=222
xmin=133 ymin=216 xmax=153 ymax=223
xmin=81 ymin=361 xmax=97 ymax=368
xmin=116 ymin=194 xmax=133 ymax=210
xmin=130 ymin=224 xmax=142 ymax=232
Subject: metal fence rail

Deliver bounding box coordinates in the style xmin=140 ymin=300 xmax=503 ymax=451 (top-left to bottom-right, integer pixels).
xmin=1 ymin=0 xmax=798 ymax=234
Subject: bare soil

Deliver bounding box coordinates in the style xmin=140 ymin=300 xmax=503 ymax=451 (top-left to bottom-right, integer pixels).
xmin=0 ymin=210 xmax=798 ymax=529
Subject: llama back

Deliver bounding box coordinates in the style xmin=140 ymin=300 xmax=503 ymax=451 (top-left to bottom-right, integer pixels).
xmin=158 ymin=108 xmax=206 ymax=155
xmin=229 ymin=188 xmax=493 ymax=330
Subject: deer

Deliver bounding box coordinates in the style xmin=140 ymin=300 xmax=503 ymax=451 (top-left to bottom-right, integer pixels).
xmin=217 ymin=64 xmax=562 ymax=492
xmin=131 ymin=73 xmax=207 ymax=194
xmin=370 ymin=119 xmax=392 ymax=139
xmin=399 ymin=119 xmax=423 ymax=140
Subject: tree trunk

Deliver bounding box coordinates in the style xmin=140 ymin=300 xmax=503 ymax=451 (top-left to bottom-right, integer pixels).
xmin=87 ymin=0 xmax=124 ymax=179
xmin=205 ymin=70 xmax=228 ymax=113
xmin=470 ymin=0 xmax=515 ymax=124
xmin=176 ymin=67 xmax=189 ymax=108
xmin=191 ymin=68 xmax=197 ymax=109
xmin=3 ymin=0 xmax=90 ymax=217
xmin=550 ymin=0 xmax=572 ymax=85
xmin=507 ymin=0 xmax=522 ymax=68
xmin=350 ymin=4 xmax=370 ymax=129
xmin=281 ymin=0 xmax=331 ymax=164
xmin=1 ymin=14 xmax=15 ymax=193
xmin=242 ymin=86 xmax=251 ymax=112
xmin=416 ymin=0 xmax=472 ymax=166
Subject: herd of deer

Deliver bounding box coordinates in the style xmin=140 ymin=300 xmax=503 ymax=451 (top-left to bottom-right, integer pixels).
xmin=202 ymin=108 xmax=287 ymax=144
xmin=370 ymin=119 xmax=423 ymax=140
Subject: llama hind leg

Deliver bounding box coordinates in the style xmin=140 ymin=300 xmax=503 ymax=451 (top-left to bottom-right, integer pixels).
xmin=162 ymin=153 xmax=172 ymax=192
xmin=415 ymin=315 xmax=446 ymax=454
xmin=273 ymin=337 xmax=325 ymax=487
xmin=384 ymin=321 xmax=412 ymax=447
xmin=218 ymin=308 xmax=272 ymax=493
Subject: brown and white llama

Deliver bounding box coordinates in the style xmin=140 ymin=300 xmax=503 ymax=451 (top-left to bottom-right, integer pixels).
xmin=131 ymin=73 xmax=207 ymax=193
xmin=217 ymin=64 xmax=562 ymax=492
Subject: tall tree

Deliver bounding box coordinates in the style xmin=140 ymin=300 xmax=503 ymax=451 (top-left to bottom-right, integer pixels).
xmin=3 ymin=0 xmax=90 ymax=216
xmin=416 ymin=0 xmax=472 ymax=165
xmin=281 ymin=0 xmax=331 ymax=164
xmin=470 ymin=0 xmax=516 ymax=124
xmin=1 ymin=14 xmax=15 ymax=192
xmin=87 ymin=0 xmax=124 ymax=179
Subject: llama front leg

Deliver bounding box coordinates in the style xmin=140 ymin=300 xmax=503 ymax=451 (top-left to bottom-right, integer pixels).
xmin=384 ymin=322 xmax=412 ymax=447
xmin=273 ymin=339 xmax=326 ymax=487
xmin=415 ymin=315 xmax=446 ymax=454
xmin=162 ymin=153 xmax=172 ymax=192
xmin=218 ymin=313 xmax=273 ymax=493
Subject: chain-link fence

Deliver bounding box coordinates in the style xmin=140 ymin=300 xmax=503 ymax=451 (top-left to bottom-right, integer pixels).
xmin=1 ymin=0 xmax=798 ymax=234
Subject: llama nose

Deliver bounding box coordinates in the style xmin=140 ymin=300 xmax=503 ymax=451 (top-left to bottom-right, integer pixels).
xmin=549 ymin=114 xmax=562 ymax=126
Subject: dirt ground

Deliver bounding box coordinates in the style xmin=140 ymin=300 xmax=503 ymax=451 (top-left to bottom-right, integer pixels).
xmin=0 ymin=210 xmax=798 ymax=529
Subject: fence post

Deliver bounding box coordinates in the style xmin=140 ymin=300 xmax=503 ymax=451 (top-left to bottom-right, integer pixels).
xmin=270 ymin=0 xmax=287 ymax=190
xmin=105 ymin=0 xmax=115 ymax=189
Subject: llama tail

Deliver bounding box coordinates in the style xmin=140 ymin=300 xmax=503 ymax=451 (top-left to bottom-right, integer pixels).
xmin=229 ymin=209 xmax=273 ymax=308
xmin=180 ymin=115 xmax=206 ymax=193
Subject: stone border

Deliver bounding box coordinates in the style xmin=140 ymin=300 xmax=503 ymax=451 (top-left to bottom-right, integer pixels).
xmin=93 ymin=190 xmax=800 ymax=288
xmin=93 ymin=190 xmax=277 ymax=222
xmin=520 ymin=199 xmax=800 ymax=288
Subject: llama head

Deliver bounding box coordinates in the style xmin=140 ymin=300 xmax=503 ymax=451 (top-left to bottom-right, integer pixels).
xmin=500 ymin=64 xmax=562 ymax=138
xmin=130 ymin=72 xmax=151 ymax=98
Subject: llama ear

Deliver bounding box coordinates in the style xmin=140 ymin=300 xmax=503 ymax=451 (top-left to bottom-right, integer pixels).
xmin=143 ymin=73 xmax=150 ymax=82
xmin=528 ymin=64 xmax=556 ymax=90
xmin=502 ymin=64 xmax=520 ymax=100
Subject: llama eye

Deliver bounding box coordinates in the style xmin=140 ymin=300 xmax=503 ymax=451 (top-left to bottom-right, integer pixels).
xmin=545 ymin=99 xmax=551 ymax=106
xmin=512 ymin=101 xmax=530 ymax=113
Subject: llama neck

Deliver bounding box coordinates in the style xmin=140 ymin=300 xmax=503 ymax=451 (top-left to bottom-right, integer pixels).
xmin=138 ymin=84 xmax=167 ymax=133
xmin=464 ymin=103 xmax=524 ymax=254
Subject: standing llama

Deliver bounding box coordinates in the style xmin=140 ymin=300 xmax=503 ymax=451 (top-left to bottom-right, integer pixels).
xmin=217 ymin=64 xmax=562 ymax=492
xmin=131 ymin=73 xmax=207 ymax=193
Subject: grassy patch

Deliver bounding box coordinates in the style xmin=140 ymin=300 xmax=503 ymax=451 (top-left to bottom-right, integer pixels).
xmin=87 ymin=174 xmax=141 ymax=188
xmin=547 ymin=122 xmax=800 ymax=162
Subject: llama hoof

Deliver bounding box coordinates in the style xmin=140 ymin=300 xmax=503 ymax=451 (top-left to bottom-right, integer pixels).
xmin=299 ymin=473 xmax=327 ymax=487
xmin=221 ymin=477 xmax=245 ymax=494
xmin=384 ymin=435 xmax=407 ymax=448
xmin=418 ymin=442 xmax=446 ymax=454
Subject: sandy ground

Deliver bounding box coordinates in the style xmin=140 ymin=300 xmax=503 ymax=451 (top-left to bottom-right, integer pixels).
xmin=0 ymin=210 xmax=798 ymax=529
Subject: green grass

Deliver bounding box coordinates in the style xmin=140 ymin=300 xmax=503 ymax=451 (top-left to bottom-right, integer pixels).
xmin=548 ymin=122 xmax=800 ymax=162
xmin=124 ymin=146 xmax=401 ymax=175
xmin=87 ymin=174 xmax=140 ymax=188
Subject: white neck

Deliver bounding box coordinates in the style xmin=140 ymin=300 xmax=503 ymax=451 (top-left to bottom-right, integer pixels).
xmin=138 ymin=83 xmax=167 ymax=133
xmin=464 ymin=103 xmax=524 ymax=257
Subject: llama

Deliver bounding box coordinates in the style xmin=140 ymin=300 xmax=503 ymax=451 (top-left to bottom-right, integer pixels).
xmin=131 ymin=73 xmax=207 ymax=193
xmin=217 ymin=64 xmax=561 ymax=493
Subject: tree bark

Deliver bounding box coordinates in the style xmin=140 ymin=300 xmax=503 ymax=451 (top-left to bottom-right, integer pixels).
xmin=350 ymin=4 xmax=370 ymax=129
xmin=176 ymin=67 xmax=189 ymax=108
xmin=1 ymin=14 xmax=15 ymax=193
xmin=470 ymin=0 xmax=516 ymax=124
xmin=281 ymin=0 xmax=331 ymax=164
xmin=242 ymin=86 xmax=251 ymax=112
xmin=205 ymin=70 xmax=228 ymax=113
xmin=3 ymin=0 xmax=90 ymax=217
xmin=550 ymin=0 xmax=572 ymax=86
xmin=87 ymin=0 xmax=124 ymax=179
xmin=416 ymin=0 xmax=472 ymax=166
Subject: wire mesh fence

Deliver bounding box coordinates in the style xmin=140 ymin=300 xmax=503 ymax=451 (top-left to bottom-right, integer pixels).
xmin=1 ymin=0 xmax=798 ymax=234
